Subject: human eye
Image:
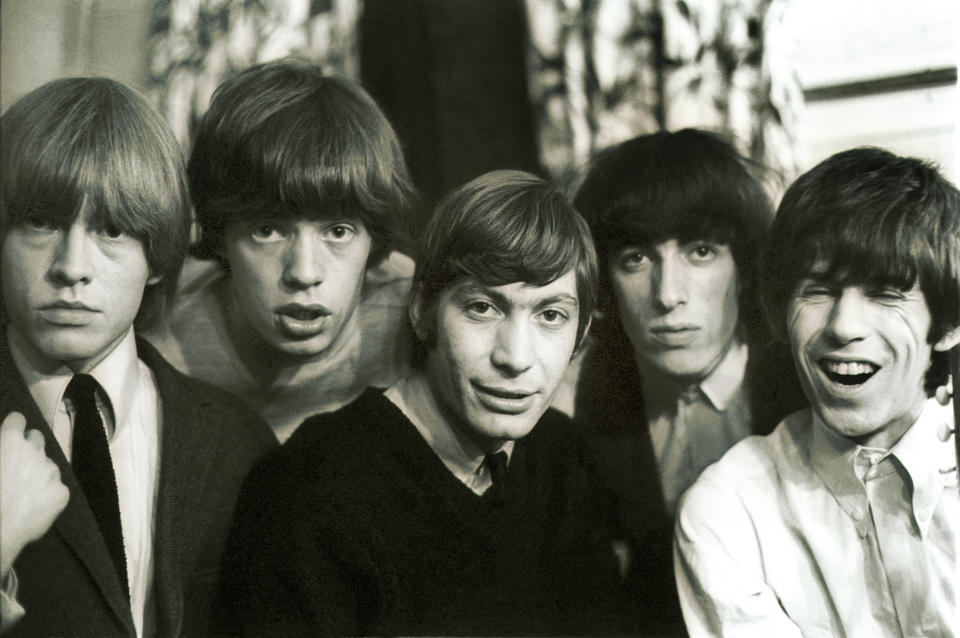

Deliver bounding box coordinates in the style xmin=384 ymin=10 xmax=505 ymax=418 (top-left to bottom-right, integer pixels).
xmin=687 ymin=241 xmax=721 ymax=263
xmin=538 ymin=307 xmax=570 ymax=328
xmin=92 ymin=220 xmax=126 ymax=240
xmin=324 ymin=223 xmax=358 ymax=243
xmin=617 ymin=247 xmax=650 ymax=272
xmin=250 ymin=222 xmax=286 ymax=243
xmin=464 ymin=299 xmax=500 ymax=320
xmin=23 ymin=215 xmax=58 ymax=233
xmin=795 ymin=281 xmax=833 ymax=300
xmin=866 ymin=285 xmax=906 ymax=302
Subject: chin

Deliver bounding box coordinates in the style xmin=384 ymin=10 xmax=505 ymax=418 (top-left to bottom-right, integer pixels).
xmin=648 ymin=353 xmax=710 ymax=380
xmin=483 ymin=413 xmax=542 ymax=442
xmin=35 ymin=332 xmax=109 ymax=364
xmin=274 ymin=337 xmax=334 ymax=358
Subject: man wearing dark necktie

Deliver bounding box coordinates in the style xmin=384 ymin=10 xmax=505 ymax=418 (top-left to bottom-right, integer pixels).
xmin=218 ymin=170 xmax=631 ymax=636
xmin=0 ymin=77 xmax=275 ymax=638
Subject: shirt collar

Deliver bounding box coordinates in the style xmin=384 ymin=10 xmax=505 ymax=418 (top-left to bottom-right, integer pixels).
xmin=639 ymin=338 xmax=748 ymax=412
xmin=891 ymin=398 xmax=956 ymax=535
xmin=699 ymin=339 xmax=749 ymax=410
xmin=810 ymin=398 xmax=955 ymax=537
xmin=384 ymin=374 xmax=513 ymax=487
xmin=8 ymin=324 xmax=141 ymax=436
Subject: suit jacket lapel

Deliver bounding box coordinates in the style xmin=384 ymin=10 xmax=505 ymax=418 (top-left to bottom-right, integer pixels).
xmin=0 ymin=336 xmax=135 ymax=634
xmin=140 ymin=338 xmax=210 ymax=638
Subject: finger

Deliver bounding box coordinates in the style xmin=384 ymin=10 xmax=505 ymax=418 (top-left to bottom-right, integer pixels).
xmin=26 ymin=428 xmax=46 ymax=449
xmin=0 ymin=411 xmax=26 ymax=436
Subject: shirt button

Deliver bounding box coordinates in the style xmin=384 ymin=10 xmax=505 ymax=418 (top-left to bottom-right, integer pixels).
xmin=852 ymin=508 xmax=864 ymax=521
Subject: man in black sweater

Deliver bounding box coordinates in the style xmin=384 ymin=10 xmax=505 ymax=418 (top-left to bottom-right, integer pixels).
xmin=217 ymin=170 xmax=632 ymax=636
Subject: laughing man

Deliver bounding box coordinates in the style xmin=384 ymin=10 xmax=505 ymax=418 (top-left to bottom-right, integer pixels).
xmin=674 ymin=147 xmax=960 ymax=637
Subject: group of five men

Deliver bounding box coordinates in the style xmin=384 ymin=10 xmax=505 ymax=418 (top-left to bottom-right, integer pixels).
xmin=0 ymin=60 xmax=957 ymax=637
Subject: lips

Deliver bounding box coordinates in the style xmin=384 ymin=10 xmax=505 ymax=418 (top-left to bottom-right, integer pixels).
xmin=649 ymin=324 xmax=699 ymax=347
xmin=38 ymin=301 xmax=98 ymax=325
xmin=472 ymin=382 xmax=538 ymax=414
xmin=275 ymin=303 xmax=332 ymax=338
xmin=819 ymin=358 xmax=879 ymax=386
xmin=277 ymin=303 xmax=331 ymax=321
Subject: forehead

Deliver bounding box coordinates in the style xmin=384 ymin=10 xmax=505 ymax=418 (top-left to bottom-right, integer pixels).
xmin=225 ymin=206 xmax=369 ymax=227
xmin=444 ymin=270 xmax=580 ymax=308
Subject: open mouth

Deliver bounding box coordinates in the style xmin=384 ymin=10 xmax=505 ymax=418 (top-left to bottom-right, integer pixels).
xmin=819 ymin=359 xmax=878 ymax=386
xmin=472 ymin=382 xmax=538 ymax=414
xmin=282 ymin=308 xmax=324 ymax=321
xmin=277 ymin=303 xmax=331 ymax=322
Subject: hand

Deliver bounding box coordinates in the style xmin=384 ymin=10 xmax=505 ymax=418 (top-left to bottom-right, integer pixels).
xmin=0 ymin=412 xmax=69 ymax=577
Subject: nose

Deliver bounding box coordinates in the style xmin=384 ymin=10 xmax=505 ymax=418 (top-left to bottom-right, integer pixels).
xmin=282 ymin=230 xmax=325 ymax=289
xmin=49 ymin=225 xmax=92 ymax=286
xmin=822 ymin=289 xmax=869 ymax=345
xmin=491 ymin=317 xmax=535 ymax=376
xmin=653 ymin=254 xmax=688 ymax=310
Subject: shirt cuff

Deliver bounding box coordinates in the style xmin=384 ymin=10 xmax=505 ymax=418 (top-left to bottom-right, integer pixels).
xmin=1 ymin=568 xmax=25 ymax=632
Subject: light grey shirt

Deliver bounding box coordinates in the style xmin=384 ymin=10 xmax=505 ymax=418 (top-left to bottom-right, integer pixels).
xmin=675 ymin=399 xmax=958 ymax=638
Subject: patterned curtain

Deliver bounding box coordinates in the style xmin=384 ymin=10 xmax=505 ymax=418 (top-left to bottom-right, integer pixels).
xmin=146 ymin=0 xmax=363 ymax=146
xmin=525 ymin=0 xmax=803 ymax=192
xmin=145 ymin=0 xmax=802 ymax=193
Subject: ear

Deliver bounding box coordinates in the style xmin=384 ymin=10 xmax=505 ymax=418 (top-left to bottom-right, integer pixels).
xmin=408 ymin=288 xmax=431 ymax=343
xmin=572 ymin=315 xmax=593 ymax=359
xmin=933 ymin=324 xmax=960 ymax=352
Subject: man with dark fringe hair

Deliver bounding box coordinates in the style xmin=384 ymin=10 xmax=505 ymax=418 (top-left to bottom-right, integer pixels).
xmin=146 ymin=60 xmax=420 ymax=442
xmin=675 ymin=147 xmax=960 ymax=636
xmin=566 ymin=128 xmax=804 ymax=635
xmin=0 ymin=77 xmax=275 ymax=638
xmin=217 ymin=170 xmax=631 ymax=636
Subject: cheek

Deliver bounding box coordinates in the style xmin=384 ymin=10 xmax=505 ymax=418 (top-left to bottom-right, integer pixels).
xmin=541 ymin=334 xmax=577 ymax=380
xmin=786 ymin=304 xmax=821 ymax=358
xmin=611 ymin=274 xmax=653 ymax=332
xmin=717 ymin=278 xmax=740 ymax=334
xmin=229 ymin=252 xmax=275 ymax=298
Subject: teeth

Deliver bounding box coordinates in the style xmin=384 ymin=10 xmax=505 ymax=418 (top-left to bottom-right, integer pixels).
xmin=826 ymin=360 xmax=876 ymax=376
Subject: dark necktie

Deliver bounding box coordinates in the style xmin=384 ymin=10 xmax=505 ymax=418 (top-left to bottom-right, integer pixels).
xmin=485 ymin=450 xmax=508 ymax=502
xmin=67 ymin=373 xmax=129 ymax=598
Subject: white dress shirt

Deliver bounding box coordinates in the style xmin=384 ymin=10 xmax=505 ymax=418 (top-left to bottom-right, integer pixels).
xmin=641 ymin=339 xmax=751 ymax=517
xmin=8 ymin=325 xmax=161 ymax=638
xmin=675 ymin=398 xmax=958 ymax=638
xmin=385 ymin=375 xmax=513 ymax=495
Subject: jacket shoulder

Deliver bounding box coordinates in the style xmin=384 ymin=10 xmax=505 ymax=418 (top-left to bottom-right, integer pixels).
xmin=136 ymin=336 xmax=277 ymax=452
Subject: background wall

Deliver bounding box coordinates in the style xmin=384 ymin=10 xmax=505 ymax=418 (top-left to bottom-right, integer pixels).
xmin=792 ymin=0 xmax=957 ymax=182
xmin=0 ymin=0 xmax=152 ymax=108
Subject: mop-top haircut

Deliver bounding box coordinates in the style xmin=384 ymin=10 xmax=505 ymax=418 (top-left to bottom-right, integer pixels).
xmin=1 ymin=76 xmax=190 ymax=328
xmin=760 ymin=146 xmax=960 ymax=393
xmin=188 ymin=60 xmax=419 ymax=266
xmin=412 ymin=169 xmax=598 ymax=352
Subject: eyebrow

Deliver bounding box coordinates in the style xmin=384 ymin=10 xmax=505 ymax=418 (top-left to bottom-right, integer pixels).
xmin=454 ymin=285 xmax=579 ymax=310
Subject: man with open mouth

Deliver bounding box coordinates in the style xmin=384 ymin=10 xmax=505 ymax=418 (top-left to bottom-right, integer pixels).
xmin=145 ymin=61 xmax=420 ymax=442
xmin=675 ymin=147 xmax=960 ymax=637
xmin=216 ymin=170 xmax=632 ymax=636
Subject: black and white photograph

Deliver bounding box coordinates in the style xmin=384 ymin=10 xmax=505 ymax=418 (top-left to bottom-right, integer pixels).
xmin=0 ymin=1 xmax=957 ymax=636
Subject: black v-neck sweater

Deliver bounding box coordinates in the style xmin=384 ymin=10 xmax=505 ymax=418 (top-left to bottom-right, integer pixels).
xmin=216 ymin=388 xmax=631 ymax=636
